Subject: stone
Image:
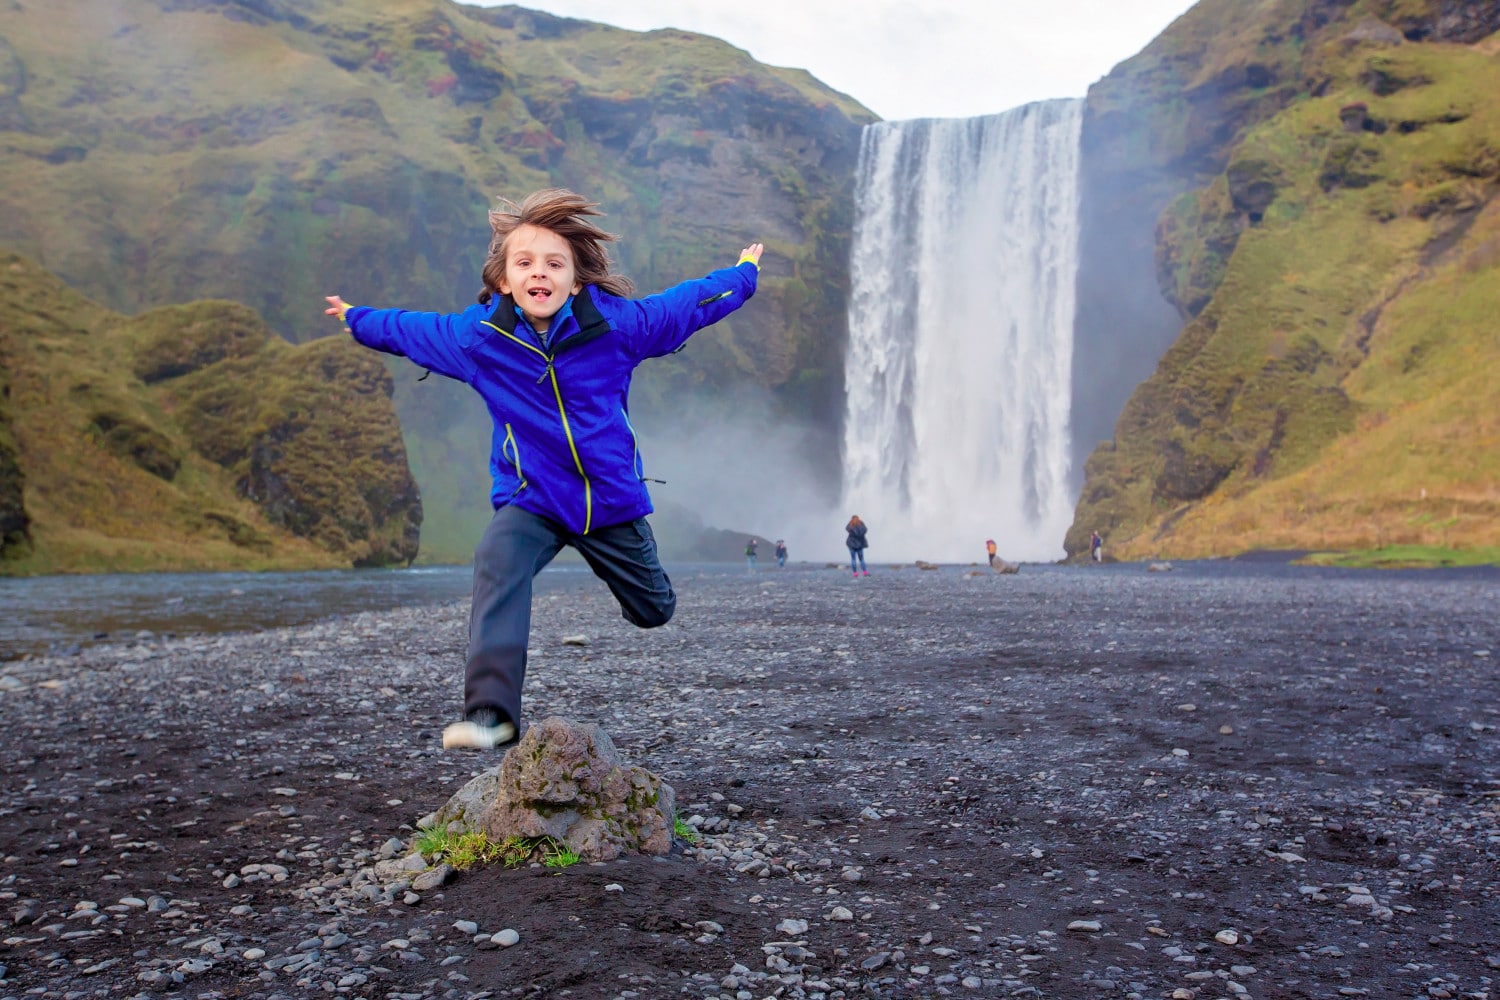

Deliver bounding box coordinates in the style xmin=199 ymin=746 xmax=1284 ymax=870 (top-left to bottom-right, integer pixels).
xmin=1068 ymin=920 xmax=1103 ymax=932
xmin=477 ymin=717 xmax=675 ymax=862
xmin=492 ymin=928 xmax=519 ymax=947
xmin=411 ymin=864 xmax=452 ymax=892
xmin=1216 ymin=928 xmax=1239 ymax=945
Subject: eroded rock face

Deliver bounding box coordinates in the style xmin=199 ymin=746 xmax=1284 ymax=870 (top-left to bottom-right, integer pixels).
xmin=481 ymin=717 xmax=675 ymax=862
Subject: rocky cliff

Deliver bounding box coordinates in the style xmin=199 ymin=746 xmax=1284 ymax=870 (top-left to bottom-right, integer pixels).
xmin=0 ymin=253 xmax=420 ymax=574
xmin=0 ymin=0 xmax=874 ymax=561
xmin=1069 ymin=0 xmax=1500 ymax=561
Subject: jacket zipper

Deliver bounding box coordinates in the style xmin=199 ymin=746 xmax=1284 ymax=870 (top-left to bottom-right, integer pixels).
xmin=481 ymin=320 xmax=594 ymax=534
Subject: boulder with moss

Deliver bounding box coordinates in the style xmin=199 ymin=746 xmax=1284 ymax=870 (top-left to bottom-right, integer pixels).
xmin=469 ymin=717 xmax=676 ymax=863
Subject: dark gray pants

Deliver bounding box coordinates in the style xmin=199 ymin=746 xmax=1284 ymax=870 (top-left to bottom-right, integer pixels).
xmin=466 ymin=505 xmax=674 ymax=727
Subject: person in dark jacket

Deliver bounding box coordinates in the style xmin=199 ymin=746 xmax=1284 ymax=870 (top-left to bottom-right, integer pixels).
xmin=745 ymin=537 xmax=759 ymax=572
xmin=775 ymin=539 xmax=787 ymax=568
xmin=325 ymin=188 xmax=762 ymax=750
xmin=845 ymin=515 xmax=869 ymax=577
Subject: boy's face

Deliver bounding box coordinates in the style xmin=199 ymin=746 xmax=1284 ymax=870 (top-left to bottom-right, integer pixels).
xmin=499 ymin=224 xmax=582 ymax=331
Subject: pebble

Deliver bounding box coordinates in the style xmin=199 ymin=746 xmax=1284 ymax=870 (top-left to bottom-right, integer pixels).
xmin=1215 ymin=928 xmax=1239 ymax=945
xmin=1068 ymin=920 xmax=1102 ymax=932
xmin=827 ymin=906 xmax=854 ymax=922
xmin=492 ymin=928 xmax=520 ymax=947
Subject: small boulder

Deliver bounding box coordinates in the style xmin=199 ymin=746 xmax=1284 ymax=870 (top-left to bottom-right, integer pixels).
xmin=992 ymin=560 xmax=1019 ymax=574
xmin=480 ymin=717 xmax=675 ymax=862
xmin=1148 ymin=561 xmax=1174 ymax=572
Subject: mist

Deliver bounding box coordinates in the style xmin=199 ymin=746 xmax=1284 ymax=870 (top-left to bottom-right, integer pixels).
xmin=630 ymin=385 xmax=851 ymax=565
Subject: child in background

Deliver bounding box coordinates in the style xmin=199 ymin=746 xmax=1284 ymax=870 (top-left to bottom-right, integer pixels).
xmin=326 ymin=188 xmax=763 ymax=749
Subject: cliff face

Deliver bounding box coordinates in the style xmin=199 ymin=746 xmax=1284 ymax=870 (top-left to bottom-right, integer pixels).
xmin=1069 ymin=0 xmax=1500 ymax=560
xmin=0 ymin=253 xmax=420 ymax=575
xmin=0 ymin=0 xmax=874 ymax=560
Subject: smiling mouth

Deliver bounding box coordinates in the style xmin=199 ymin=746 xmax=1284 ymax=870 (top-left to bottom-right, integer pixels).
xmin=526 ymin=287 xmax=551 ymax=301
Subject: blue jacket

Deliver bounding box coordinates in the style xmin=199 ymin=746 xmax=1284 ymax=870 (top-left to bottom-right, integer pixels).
xmin=345 ymin=261 xmax=758 ymax=535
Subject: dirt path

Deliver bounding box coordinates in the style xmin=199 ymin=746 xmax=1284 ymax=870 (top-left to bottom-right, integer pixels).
xmin=1 ymin=562 xmax=1497 ymax=999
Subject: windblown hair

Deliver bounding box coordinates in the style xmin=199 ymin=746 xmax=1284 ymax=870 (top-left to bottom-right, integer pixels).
xmin=478 ymin=188 xmax=634 ymax=304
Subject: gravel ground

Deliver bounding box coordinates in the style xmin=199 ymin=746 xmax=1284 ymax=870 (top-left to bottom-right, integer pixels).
xmin=1 ymin=561 xmax=1497 ymax=1000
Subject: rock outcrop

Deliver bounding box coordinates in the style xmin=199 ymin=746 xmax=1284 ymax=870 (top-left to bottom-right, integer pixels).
xmin=0 ymin=253 xmax=420 ymax=574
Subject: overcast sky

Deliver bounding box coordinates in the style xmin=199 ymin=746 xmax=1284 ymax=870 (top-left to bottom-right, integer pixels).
xmin=479 ymin=0 xmax=1199 ymax=121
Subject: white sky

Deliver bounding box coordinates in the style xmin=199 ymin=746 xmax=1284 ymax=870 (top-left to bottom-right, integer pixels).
xmin=480 ymin=0 xmax=1199 ymax=121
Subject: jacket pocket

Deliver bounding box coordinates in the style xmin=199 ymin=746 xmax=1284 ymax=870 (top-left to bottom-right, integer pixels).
xmin=501 ymin=423 xmax=527 ymax=495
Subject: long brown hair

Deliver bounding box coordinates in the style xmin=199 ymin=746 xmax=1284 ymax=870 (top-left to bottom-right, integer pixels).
xmin=478 ymin=188 xmax=634 ymax=305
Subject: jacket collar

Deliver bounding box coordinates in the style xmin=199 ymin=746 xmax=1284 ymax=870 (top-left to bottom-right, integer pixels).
xmin=486 ymin=286 xmax=612 ymax=355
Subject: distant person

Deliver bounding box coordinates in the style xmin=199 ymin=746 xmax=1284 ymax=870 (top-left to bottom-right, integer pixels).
xmin=775 ymin=539 xmax=787 ymax=568
xmin=1090 ymin=530 xmax=1103 ymax=563
xmin=985 ymin=538 xmax=998 ymax=567
xmin=325 ymin=187 xmax=763 ymax=750
xmin=845 ymin=515 xmax=869 ymax=577
xmin=746 ymin=537 xmax=759 ymax=571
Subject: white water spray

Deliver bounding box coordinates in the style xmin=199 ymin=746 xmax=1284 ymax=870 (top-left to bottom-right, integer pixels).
xmin=841 ymin=99 xmax=1083 ymax=563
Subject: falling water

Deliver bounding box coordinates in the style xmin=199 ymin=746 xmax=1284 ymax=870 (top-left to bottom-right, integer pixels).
xmin=841 ymin=99 xmax=1083 ymax=563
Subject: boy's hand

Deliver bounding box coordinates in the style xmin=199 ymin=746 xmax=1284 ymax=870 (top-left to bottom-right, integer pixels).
xmin=324 ymin=295 xmax=351 ymax=323
xmin=737 ymin=243 xmax=764 ymax=268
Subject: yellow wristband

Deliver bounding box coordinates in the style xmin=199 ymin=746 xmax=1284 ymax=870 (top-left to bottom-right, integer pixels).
xmin=737 ymin=255 xmax=759 ymax=271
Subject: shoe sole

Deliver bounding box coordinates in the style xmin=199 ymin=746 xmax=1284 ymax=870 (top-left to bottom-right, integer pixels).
xmin=442 ymin=720 xmax=517 ymax=750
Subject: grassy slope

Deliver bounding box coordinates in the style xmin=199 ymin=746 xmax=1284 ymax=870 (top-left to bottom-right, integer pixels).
xmin=0 ymin=0 xmax=874 ymax=563
xmin=0 ymin=253 xmax=419 ymax=575
xmin=1071 ymin=5 xmax=1500 ymax=564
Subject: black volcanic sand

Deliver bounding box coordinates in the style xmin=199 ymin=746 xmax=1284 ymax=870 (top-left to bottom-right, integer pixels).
xmin=1 ymin=562 xmax=1497 ymax=1000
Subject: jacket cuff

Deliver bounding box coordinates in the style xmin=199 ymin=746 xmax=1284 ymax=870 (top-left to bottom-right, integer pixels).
xmin=736 ymin=255 xmax=760 ymax=271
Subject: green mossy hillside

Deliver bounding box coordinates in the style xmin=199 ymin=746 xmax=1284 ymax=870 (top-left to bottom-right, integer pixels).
xmin=1070 ymin=6 xmax=1500 ymax=562
xmin=0 ymin=0 xmax=874 ymax=561
xmin=0 ymin=253 xmax=420 ymax=574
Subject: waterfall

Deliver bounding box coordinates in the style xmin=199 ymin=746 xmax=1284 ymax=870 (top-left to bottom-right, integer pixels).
xmin=841 ymin=99 xmax=1084 ymax=563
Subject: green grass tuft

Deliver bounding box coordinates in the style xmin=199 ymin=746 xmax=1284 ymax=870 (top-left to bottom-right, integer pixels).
xmin=673 ymin=814 xmax=701 ymax=844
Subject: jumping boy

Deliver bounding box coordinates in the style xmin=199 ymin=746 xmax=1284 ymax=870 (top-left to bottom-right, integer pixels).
xmin=325 ymin=188 xmax=763 ymax=750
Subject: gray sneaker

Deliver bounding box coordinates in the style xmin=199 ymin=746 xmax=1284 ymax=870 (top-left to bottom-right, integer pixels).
xmin=442 ymin=707 xmax=516 ymax=750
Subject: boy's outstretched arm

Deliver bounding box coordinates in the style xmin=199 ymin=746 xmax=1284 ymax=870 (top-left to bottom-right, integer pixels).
xmin=625 ymin=243 xmax=763 ymax=361
xmin=324 ymin=294 xmax=478 ymax=383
